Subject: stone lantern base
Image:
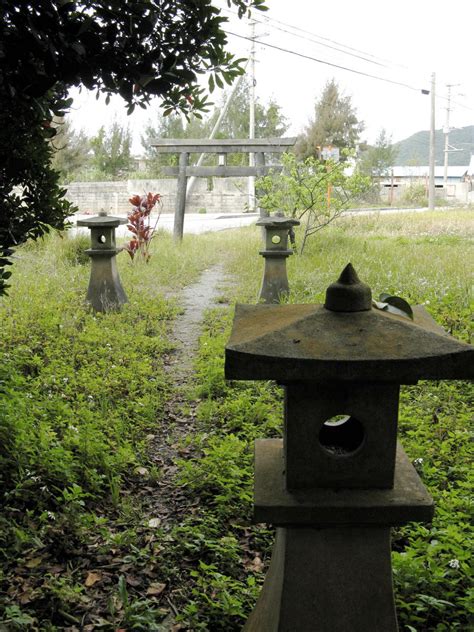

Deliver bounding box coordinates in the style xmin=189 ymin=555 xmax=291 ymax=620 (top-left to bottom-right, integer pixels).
xmin=244 ymin=439 xmax=434 ymax=632
xmin=245 ymin=527 xmax=397 ymax=632
xmin=258 ymin=252 xmax=293 ymax=304
xmin=85 ymin=250 xmax=128 ymax=312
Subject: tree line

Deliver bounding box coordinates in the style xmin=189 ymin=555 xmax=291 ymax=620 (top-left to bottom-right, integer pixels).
xmin=53 ymin=78 xmax=398 ymax=184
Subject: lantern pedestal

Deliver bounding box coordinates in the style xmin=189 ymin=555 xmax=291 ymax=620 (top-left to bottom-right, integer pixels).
xmin=258 ymin=252 xmax=293 ymax=304
xmin=244 ymin=527 xmax=397 ymax=632
xmin=245 ymin=439 xmax=433 ymax=631
xmin=84 ymin=249 xmax=128 ymax=312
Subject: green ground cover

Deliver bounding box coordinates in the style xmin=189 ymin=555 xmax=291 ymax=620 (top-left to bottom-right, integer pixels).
xmin=0 ymin=210 xmax=472 ymax=630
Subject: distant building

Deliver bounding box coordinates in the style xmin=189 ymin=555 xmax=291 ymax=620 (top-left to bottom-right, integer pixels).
xmin=380 ymin=159 xmax=474 ymax=204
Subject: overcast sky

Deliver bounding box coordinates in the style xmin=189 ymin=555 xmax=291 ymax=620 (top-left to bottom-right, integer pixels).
xmin=68 ymin=0 xmax=474 ymax=154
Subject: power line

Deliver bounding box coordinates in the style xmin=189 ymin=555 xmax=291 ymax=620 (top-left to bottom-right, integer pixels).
xmin=258 ymin=12 xmax=410 ymax=70
xmin=219 ymin=4 xmax=404 ymax=72
xmin=225 ymin=30 xmax=425 ymax=93
xmin=220 ymin=4 xmax=474 ymax=112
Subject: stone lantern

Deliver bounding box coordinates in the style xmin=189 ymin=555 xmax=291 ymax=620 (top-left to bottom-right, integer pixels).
xmin=77 ymin=212 xmax=128 ymax=312
xmin=225 ymin=263 xmax=473 ymax=632
xmin=256 ymin=213 xmax=300 ymax=304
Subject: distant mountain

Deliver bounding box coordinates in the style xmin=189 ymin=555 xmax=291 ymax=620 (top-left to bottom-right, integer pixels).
xmin=393 ymin=125 xmax=474 ymax=166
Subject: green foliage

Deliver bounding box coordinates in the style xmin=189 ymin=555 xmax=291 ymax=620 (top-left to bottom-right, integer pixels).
xmin=296 ymin=78 xmax=364 ymax=160
xmin=357 ymin=128 xmax=398 ymax=180
xmin=59 ymin=233 xmax=90 ymax=266
xmin=181 ymin=561 xmax=259 ymax=630
xmin=0 ymin=212 xmax=471 ymax=630
xmin=211 ymin=78 xmax=289 ymax=138
xmin=113 ymin=575 xmax=163 ymax=630
xmin=393 ymin=380 xmax=473 ymax=631
xmin=2 ymin=0 xmax=265 ymax=117
xmin=141 ymin=77 xmax=289 ymax=172
xmin=0 ymin=94 xmax=74 ymax=296
xmin=50 ymin=117 xmax=91 ymax=183
xmin=257 ymin=152 xmax=371 ymax=252
xmin=178 ymin=433 xmax=253 ymax=515
xmin=0 ymin=238 xmax=176 ymax=562
xmin=167 ymin=211 xmax=472 ymax=631
xmin=90 ymin=121 xmax=132 ymax=178
xmin=400 ymin=183 xmax=428 ymax=207
xmin=141 ymin=112 xmax=212 ymax=171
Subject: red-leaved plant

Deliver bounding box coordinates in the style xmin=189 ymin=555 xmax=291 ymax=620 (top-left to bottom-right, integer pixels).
xmin=125 ymin=192 xmax=162 ymax=262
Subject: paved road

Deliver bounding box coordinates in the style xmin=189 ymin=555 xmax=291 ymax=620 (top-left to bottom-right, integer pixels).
xmin=71 ymin=206 xmax=444 ymax=238
xmin=71 ymin=212 xmax=259 ymax=237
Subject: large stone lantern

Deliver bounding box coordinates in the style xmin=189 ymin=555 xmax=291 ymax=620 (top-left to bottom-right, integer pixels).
xmin=256 ymin=213 xmax=300 ymax=304
xmin=77 ymin=212 xmax=128 ymax=312
xmin=225 ymin=263 xmax=473 ymax=632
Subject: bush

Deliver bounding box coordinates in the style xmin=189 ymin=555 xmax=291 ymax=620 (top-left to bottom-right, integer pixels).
xmin=400 ymin=183 xmax=428 ymax=207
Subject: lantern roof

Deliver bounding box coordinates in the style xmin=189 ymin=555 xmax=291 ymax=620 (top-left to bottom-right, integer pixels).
xmin=256 ymin=214 xmax=300 ymax=228
xmin=77 ymin=214 xmax=127 ymax=227
xmin=225 ymin=266 xmax=473 ymax=384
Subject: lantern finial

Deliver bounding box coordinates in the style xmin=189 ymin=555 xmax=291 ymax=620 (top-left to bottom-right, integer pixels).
xmin=324 ymin=263 xmax=372 ymax=312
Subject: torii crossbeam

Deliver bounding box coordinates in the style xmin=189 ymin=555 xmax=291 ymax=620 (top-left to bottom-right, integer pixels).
xmin=150 ymin=137 xmax=296 ymax=240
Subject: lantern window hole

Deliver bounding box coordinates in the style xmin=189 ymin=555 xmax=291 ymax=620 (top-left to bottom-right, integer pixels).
xmin=98 ymin=234 xmax=107 ymax=244
xmin=272 ymin=235 xmax=281 ymax=244
xmin=319 ymin=415 xmax=365 ymax=456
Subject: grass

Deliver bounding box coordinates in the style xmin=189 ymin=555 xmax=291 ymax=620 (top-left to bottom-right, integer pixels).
xmin=0 ymin=208 xmax=472 ymax=630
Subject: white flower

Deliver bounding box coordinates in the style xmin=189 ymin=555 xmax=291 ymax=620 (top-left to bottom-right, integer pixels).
xmin=413 ymin=458 xmax=424 ymax=466
xmin=448 ymin=559 xmax=460 ymax=569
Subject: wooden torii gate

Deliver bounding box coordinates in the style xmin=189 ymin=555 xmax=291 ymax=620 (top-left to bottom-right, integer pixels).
xmin=151 ymin=137 xmax=296 ymax=240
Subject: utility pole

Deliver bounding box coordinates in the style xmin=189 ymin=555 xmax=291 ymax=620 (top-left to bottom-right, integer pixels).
xmin=443 ymin=83 xmax=461 ymax=192
xmin=428 ymin=72 xmax=436 ymax=210
xmin=443 ymin=84 xmax=453 ymax=189
xmin=185 ymin=59 xmax=249 ymax=201
xmin=248 ymin=19 xmax=256 ymax=212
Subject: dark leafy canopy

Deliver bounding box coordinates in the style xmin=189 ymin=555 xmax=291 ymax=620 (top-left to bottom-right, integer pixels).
xmin=0 ymin=0 xmax=267 ymax=294
xmin=2 ymin=0 xmax=267 ymax=115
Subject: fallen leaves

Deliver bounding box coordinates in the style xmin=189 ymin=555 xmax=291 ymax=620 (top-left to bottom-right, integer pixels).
xmin=247 ymin=556 xmax=264 ymax=573
xmin=84 ymin=571 xmax=103 ymax=587
xmin=24 ymin=557 xmax=43 ymax=569
xmin=146 ymin=582 xmax=166 ymax=597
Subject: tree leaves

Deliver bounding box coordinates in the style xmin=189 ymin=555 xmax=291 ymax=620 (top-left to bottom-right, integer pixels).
xmin=257 ymin=152 xmax=371 ymax=252
xmin=84 ymin=572 xmax=103 ymax=588
xmin=373 ymin=294 xmax=414 ymax=320
xmin=296 ymin=78 xmax=364 ymax=161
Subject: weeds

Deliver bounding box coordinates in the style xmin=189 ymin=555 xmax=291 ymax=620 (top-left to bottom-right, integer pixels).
xmin=0 ymin=210 xmax=472 ymax=630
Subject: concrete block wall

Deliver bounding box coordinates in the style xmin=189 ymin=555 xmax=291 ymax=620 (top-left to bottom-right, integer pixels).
xmin=66 ymin=178 xmax=249 ymax=215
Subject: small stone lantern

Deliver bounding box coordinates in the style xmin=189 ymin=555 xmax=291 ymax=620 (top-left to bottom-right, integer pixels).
xmin=77 ymin=212 xmax=128 ymax=312
xmin=256 ymin=213 xmax=300 ymax=304
xmin=225 ymin=264 xmax=473 ymax=632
